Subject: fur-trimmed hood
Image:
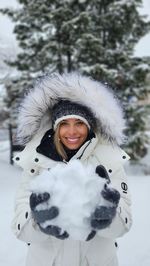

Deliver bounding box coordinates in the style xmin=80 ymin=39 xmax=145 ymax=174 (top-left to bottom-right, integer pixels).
xmin=17 ymin=72 xmax=126 ymax=145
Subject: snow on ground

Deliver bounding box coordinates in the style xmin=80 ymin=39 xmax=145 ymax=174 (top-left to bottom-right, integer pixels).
xmin=0 ymin=140 xmax=150 ymax=266
xmin=0 ymin=152 xmax=27 ymax=266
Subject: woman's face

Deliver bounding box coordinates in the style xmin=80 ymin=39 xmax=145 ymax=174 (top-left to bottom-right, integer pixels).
xmin=59 ymin=118 xmax=89 ymax=150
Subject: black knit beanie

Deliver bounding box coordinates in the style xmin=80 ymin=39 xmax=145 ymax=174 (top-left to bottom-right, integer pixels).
xmin=51 ymin=100 xmax=96 ymax=130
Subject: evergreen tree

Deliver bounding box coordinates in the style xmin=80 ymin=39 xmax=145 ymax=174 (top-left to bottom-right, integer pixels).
xmin=1 ymin=0 xmax=150 ymax=159
xmin=1 ymin=0 xmax=91 ymax=123
xmin=75 ymin=0 xmax=150 ymax=160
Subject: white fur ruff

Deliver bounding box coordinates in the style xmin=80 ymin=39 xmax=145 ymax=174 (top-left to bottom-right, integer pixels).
xmin=17 ymin=72 xmax=125 ymax=144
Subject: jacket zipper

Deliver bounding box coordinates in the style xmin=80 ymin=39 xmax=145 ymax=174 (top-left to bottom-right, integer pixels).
xmin=77 ymin=140 xmax=92 ymax=160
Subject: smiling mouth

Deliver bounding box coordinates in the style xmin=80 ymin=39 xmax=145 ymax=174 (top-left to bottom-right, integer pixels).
xmin=65 ymin=138 xmax=80 ymax=143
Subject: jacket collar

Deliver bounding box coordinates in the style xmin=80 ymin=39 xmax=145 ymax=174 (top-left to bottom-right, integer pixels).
xmin=69 ymin=136 xmax=98 ymax=162
xmin=36 ymin=129 xmax=62 ymax=161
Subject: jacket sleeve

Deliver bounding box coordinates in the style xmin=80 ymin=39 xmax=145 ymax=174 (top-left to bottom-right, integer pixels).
xmin=97 ymin=163 xmax=132 ymax=239
xmin=11 ymin=171 xmax=50 ymax=244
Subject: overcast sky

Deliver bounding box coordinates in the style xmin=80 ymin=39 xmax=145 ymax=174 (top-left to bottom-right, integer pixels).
xmin=0 ymin=0 xmax=150 ymax=57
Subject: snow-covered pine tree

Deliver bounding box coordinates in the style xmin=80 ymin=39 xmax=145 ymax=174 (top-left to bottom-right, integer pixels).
xmin=0 ymin=0 xmax=91 ymax=127
xmin=0 ymin=35 xmax=19 ymax=128
xmin=75 ymin=0 xmax=150 ymax=160
xmin=1 ymin=0 xmax=150 ymax=159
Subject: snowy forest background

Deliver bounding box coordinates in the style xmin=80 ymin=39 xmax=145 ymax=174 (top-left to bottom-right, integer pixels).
xmin=0 ymin=0 xmax=150 ymax=166
xmin=0 ymin=1 xmax=150 ymax=266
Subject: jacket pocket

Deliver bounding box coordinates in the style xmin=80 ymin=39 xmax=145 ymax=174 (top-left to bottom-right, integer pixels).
xmin=84 ymin=254 xmax=118 ymax=266
xmin=105 ymin=255 xmax=118 ymax=266
xmin=82 ymin=257 xmax=90 ymax=266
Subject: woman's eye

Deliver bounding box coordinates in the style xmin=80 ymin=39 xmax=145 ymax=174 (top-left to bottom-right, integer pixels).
xmin=60 ymin=121 xmax=68 ymax=126
xmin=76 ymin=121 xmax=84 ymax=126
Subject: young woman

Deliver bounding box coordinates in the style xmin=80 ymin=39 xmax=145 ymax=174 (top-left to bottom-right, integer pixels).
xmin=12 ymin=72 xmax=132 ymax=266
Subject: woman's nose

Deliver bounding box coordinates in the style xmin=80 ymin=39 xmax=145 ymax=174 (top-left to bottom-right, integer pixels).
xmin=68 ymin=125 xmax=77 ymax=135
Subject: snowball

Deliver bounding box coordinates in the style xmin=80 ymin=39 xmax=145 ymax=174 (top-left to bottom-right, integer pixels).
xmin=30 ymin=160 xmax=107 ymax=240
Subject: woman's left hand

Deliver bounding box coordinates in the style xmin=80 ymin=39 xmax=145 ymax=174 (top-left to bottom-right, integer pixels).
xmin=90 ymin=165 xmax=120 ymax=230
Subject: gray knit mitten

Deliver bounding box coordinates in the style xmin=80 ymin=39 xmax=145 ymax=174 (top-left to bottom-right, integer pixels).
xmin=91 ymin=165 xmax=120 ymax=230
xmin=30 ymin=192 xmax=69 ymax=239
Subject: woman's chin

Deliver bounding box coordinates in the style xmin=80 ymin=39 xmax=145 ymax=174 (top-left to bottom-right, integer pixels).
xmin=63 ymin=141 xmax=81 ymax=150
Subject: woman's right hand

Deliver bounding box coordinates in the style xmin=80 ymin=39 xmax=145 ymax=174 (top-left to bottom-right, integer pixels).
xmin=29 ymin=192 xmax=69 ymax=239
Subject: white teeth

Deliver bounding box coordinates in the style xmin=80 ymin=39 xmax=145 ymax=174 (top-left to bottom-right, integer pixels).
xmin=67 ymin=138 xmax=79 ymax=143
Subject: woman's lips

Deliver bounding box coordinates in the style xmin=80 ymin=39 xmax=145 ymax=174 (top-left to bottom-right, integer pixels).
xmin=65 ymin=137 xmax=79 ymax=143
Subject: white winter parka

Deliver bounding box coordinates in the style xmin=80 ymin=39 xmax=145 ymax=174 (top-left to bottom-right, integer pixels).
xmin=12 ymin=72 xmax=132 ymax=266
